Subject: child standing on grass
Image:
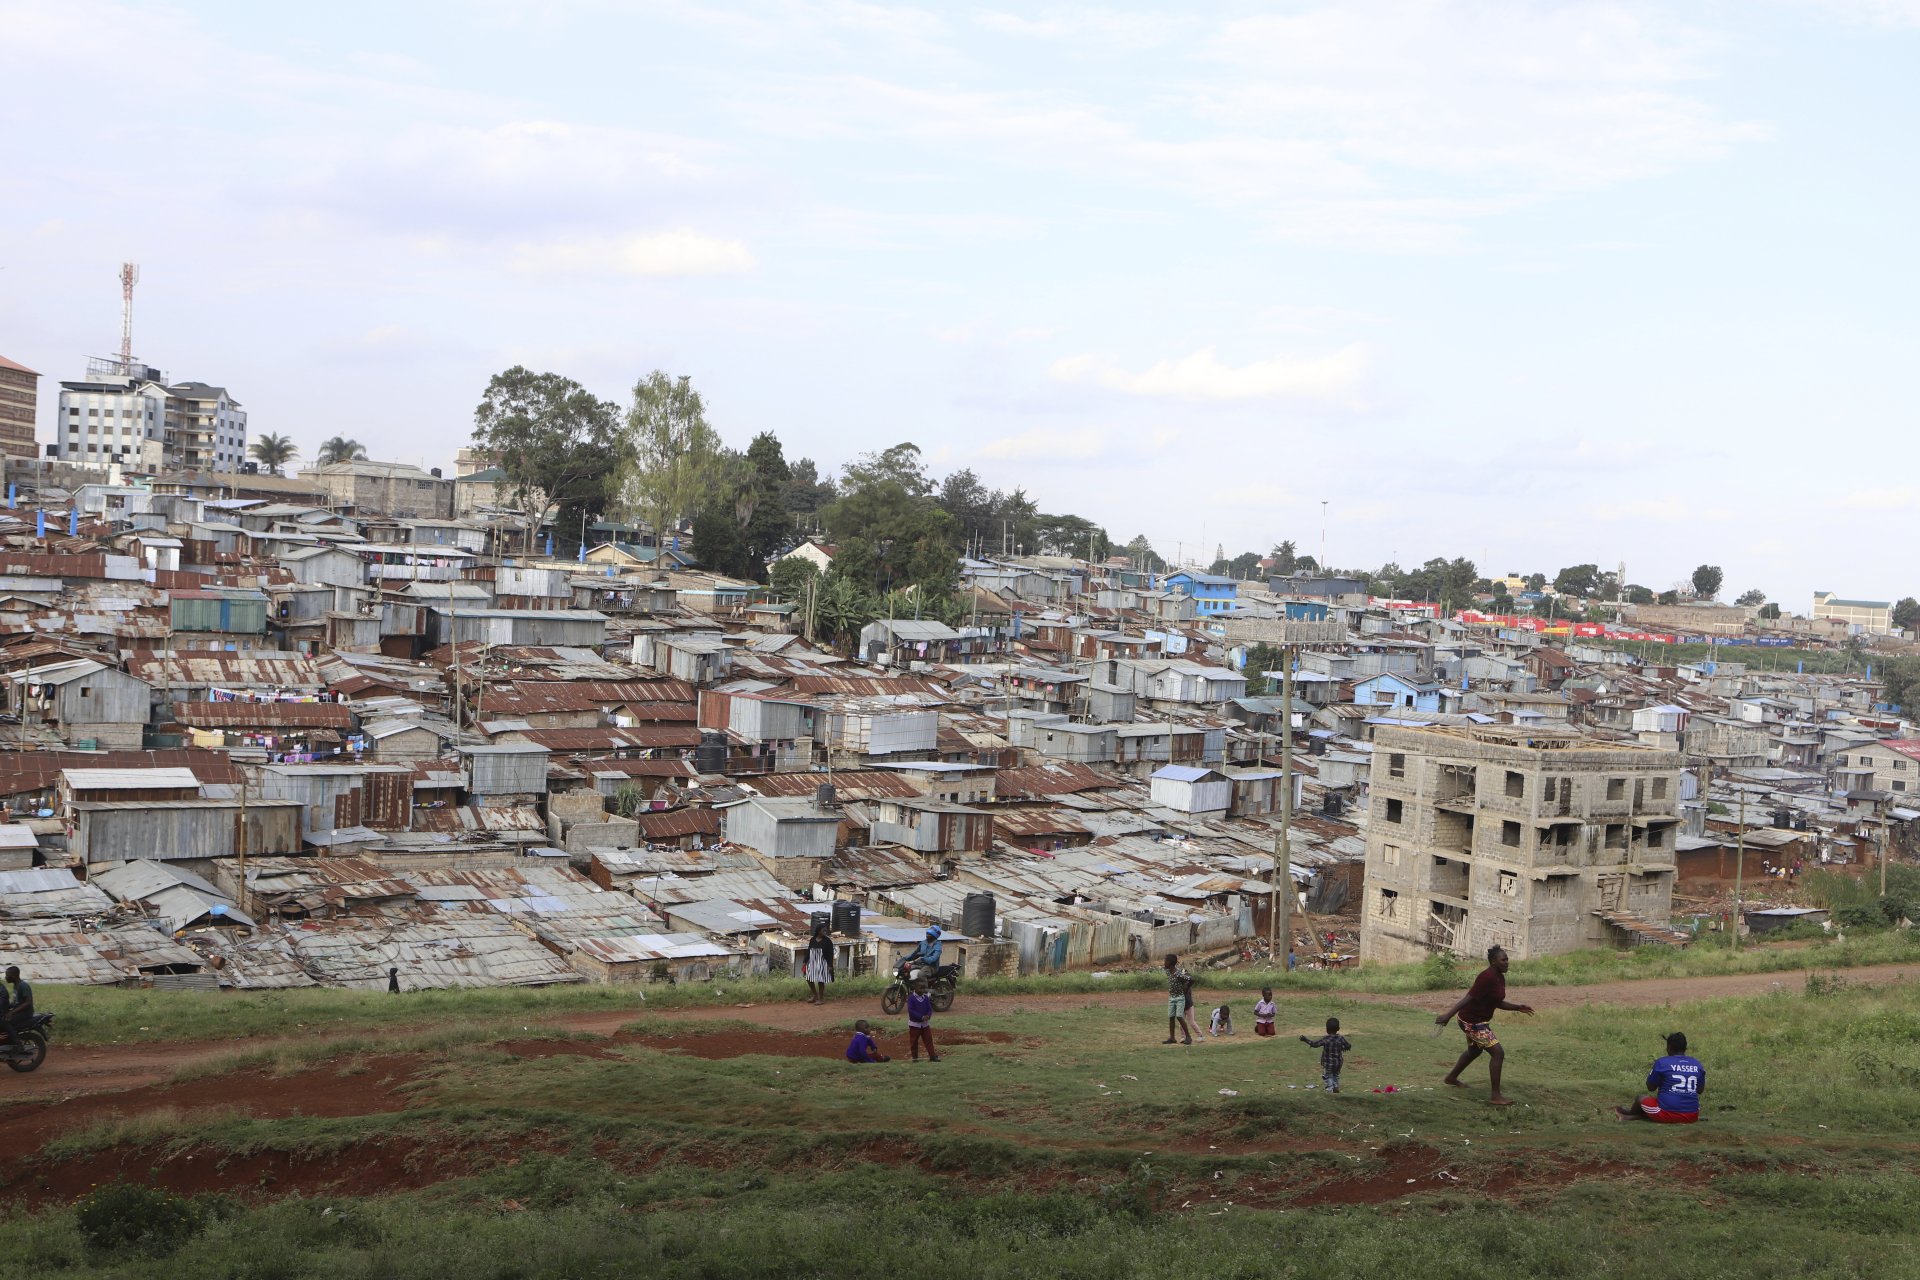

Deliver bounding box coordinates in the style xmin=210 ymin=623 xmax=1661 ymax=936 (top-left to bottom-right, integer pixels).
xmin=1208 ymin=1003 xmax=1235 ymax=1037
xmin=1254 ymin=988 xmax=1277 ymax=1037
xmin=1163 ymin=954 xmax=1194 ymax=1045
xmin=907 ymin=980 xmax=940 ymax=1062
xmin=1301 ymin=1017 xmax=1352 ymax=1093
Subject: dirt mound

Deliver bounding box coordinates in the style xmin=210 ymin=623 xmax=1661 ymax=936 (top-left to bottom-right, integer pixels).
xmin=6 ymin=1056 xmax=423 ymax=1158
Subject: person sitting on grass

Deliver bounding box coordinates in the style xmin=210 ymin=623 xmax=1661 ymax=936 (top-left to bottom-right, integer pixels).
xmin=1208 ymin=1003 xmax=1235 ymax=1037
xmin=1617 ymin=1032 xmax=1705 ymax=1124
xmin=1254 ymin=988 xmax=1277 ymax=1037
xmin=1301 ymin=1017 xmax=1352 ymax=1093
xmin=1434 ymin=944 xmax=1534 ymax=1106
xmin=845 ymin=1019 xmax=890 ymax=1063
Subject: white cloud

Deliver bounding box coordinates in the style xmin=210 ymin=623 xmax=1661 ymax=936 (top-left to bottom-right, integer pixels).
xmin=511 ymin=231 xmax=756 ymax=277
xmin=1791 ymin=0 xmax=1920 ymax=25
xmin=977 ymin=426 xmax=1108 ymax=461
xmin=1050 ymin=345 xmax=1369 ymax=405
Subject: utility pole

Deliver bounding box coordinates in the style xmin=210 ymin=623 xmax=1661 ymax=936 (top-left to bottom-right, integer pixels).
xmin=1881 ymin=798 xmax=1891 ymax=898
xmin=1732 ymin=775 xmax=1745 ymax=951
xmin=1269 ymin=647 xmax=1294 ymax=967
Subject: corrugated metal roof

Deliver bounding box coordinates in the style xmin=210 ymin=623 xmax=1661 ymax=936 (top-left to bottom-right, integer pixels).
xmin=173 ymin=701 xmax=356 ymax=729
xmin=62 ymin=767 xmax=202 ymax=791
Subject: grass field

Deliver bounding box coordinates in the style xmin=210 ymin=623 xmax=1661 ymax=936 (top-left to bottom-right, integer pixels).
xmin=9 ymin=968 xmax=1920 ymax=1277
xmin=33 ymin=925 xmax=1920 ymax=1048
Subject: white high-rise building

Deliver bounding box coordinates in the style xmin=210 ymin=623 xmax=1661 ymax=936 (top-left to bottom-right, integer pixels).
xmin=55 ymin=359 xmax=248 ymax=473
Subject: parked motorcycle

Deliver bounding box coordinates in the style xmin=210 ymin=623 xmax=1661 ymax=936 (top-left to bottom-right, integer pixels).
xmin=880 ymin=965 xmax=956 ymax=1016
xmin=1 ymin=1012 xmax=54 ymax=1073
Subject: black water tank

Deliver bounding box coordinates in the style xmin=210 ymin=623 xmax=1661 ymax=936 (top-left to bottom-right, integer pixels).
xmin=1773 ymin=808 xmax=1792 ymax=829
xmin=816 ymin=781 xmax=837 ymax=810
xmin=694 ymin=730 xmax=727 ymax=775
xmin=1323 ymin=793 xmax=1344 ymax=817
xmin=832 ymin=899 xmax=861 ymax=937
xmin=962 ymin=891 xmax=996 ymax=939
xmin=809 ymin=910 xmax=831 ymax=936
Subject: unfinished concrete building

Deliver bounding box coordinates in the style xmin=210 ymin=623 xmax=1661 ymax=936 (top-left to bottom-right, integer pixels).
xmin=1360 ymin=725 xmax=1686 ymax=964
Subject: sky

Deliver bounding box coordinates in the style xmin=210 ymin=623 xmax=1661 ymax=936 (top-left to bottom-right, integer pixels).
xmin=2 ymin=0 xmax=1917 ymax=607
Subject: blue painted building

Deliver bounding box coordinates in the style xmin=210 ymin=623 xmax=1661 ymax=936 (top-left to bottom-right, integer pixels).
xmin=1352 ymin=671 xmax=1442 ymax=712
xmin=1161 ymin=571 xmax=1240 ymax=616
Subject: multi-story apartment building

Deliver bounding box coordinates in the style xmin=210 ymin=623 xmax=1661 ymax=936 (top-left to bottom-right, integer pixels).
xmin=1832 ymin=739 xmax=1920 ymax=797
xmin=1360 ymin=724 xmax=1685 ymax=964
xmin=162 ymin=381 xmax=248 ymax=472
xmin=0 ymin=354 xmax=39 ymax=460
xmin=53 ymin=361 xmax=248 ymax=473
xmin=1812 ymin=592 xmax=1894 ymax=634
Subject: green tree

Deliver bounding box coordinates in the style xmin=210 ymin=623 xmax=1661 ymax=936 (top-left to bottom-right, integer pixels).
xmin=1759 ymin=602 xmax=1782 ymax=620
xmin=1624 ymin=584 xmax=1655 ymax=605
xmin=1241 ymin=642 xmax=1288 ymax=690
xmin=1691 ymin=564 xmax=1724 ymax=600
xmin=821 ymin=469 xmax=960 ymax=597
xmin=1658 ymin=589 xmax=1680 ymax=606
xmin=739 ymin=432 xmax=793 ymax=578
xmin=1894 ymin=598 xmax=1920 ymax=631
xmin=620 ymin=371 xmax=728 ymax=546
xmin=1553 ymin=564 xmax=1600 ymax=597
xmin=248 ymin=433 xmax=297 ymax=475
xmin=1735 ymin=588 xmax=1767 ymax=607
xmin=1524 ymin=572 xmax=1547 ymax=593
xmin=812 ymin=575 xmax=876 ymax=651
xmin=769 ymin=555 xmax=820 ymax=602
xmin=1489 ymin=592 xmax=1515 ymax=614
xmin=473 ymin=367 xmax=627 ymax=554
xmin=1270 ymin=541 xmax=1299 ymax=576
xmin=1123 ymin=535 xmax=1165 ymax=574
xmin=938 ymin=468 xmax=999 ymax=553
xmin=842 ymin=443 xmax=933 ymax=498
xmin=782 ymin=457 xmax=836 ymax=524
xmin=317 ymin=436 xmax=366 ymax=464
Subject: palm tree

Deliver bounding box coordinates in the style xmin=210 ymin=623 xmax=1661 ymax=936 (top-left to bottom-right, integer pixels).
xmin=248 ymin=433 xmax=297 ymax=476
xmin=317 ymin=436 xmax=367 ymax=464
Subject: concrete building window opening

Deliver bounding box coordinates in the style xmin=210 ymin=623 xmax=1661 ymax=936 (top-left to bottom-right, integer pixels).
xmin=1388 ymin=752 xmax=1406 ymax=780
xmin=1382 ymin=844 xmax=1401 ymax=867
xmin=1501 ymin=820 xmax=1522 ymax=848
xmin=1384 ymin=798 xmax=1404 ymax=824
xmin=1498 ymin=870 xmax=1519 ymax=897
xmin=1375 ymin=887 xmax=1400 ymax=919
xmin=1605 ymin=823 xmax=1628 ymax=852
xmin=1652 ymin=777 xmax=1669 ymax=800
xmin=1607 ymin=777 xmax=1626 ymax=802
xmin=1504 ymin=769 xmax=1524 ymax=799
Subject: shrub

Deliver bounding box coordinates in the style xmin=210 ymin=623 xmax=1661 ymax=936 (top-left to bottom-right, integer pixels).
xmin=74 ymin=1183 xmax=207 ymax=1257
xmin=1420 ymin=950 xmax=1461 ymax=991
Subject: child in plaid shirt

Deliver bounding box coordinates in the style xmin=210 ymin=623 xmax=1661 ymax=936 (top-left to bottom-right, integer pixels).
xmin=1300 ymin=1017 xmax=1352 ymax=1093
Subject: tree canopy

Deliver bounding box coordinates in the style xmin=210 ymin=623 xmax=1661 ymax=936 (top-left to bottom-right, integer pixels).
xmin=472 ymin=367 xmax=627 ymax=552
xmin=248 ymin=433 xmax=297 ymax=476
xmin=620 ymin=371 xmax=727 ymax=546
xmin=1691 ymin=564 xmax=1724 ymax=600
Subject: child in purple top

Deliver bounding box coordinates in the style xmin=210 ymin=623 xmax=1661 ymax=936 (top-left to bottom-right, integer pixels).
xmin=845 ymin=1019 xmax=889 ymax=1063
xmin=907 ymin=982 xmax=940 ymax=1062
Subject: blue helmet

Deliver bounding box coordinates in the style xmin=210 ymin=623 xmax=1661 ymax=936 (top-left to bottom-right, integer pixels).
xmin=925 ymin=925 xmax=942 ymax=939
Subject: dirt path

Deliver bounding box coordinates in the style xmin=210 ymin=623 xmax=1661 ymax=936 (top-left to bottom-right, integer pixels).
xmin=7 ymin=961 xmax=1916 ymax=1105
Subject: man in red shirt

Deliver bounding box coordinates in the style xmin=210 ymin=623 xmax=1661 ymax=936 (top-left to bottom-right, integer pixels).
xmin=1434 ymin=944 xmax=1534 ymax=1106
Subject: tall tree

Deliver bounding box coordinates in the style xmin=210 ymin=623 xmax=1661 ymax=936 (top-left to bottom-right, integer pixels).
xmin=781 ymin=457 xmax=836 ymax=524
xmin=472 ymin=367 xmax=627 ymax=554
xmin=739 ymin=432 xmax=793 ymax=577
xmin=1270 ymin=540 xmax=1299 ymax=576
xmin=1734 ymin=588 xmax=1768 ymax=607
xmin=1122 ymin=535 xmax=1165 ymax=574
xmin=317 ymin=436 xmax=367 ymax=464
xmin=842 ymin=443 xmax=933 ymax=498
xmin=248 ymin=433 xmax=297 ymax=476
xmin=1894 ymin=598 xmax=1920 ymax=631
xmin=821 ymin=468 xmax=960 ymax=598
xmin=620 ymin=371 xmax=727 ymax=547
xmin=1691 ymin=564 xmax=1724 ymax=600
xmin=1553 ymin=564 xmax=1600 ymax=597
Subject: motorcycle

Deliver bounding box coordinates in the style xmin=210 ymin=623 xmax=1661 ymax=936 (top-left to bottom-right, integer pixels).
xmin=881 ymin=963 xmax=957 ymax=1016
xmin=0 ymin=1012 xmax=53 ymax=1073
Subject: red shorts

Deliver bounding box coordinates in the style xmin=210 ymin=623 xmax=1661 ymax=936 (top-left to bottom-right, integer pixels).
xmin=1255 ymin=1023 xmax=1276 ymax=1037
xmin=1636 ymin=1097 xmax=1698 ymax=1124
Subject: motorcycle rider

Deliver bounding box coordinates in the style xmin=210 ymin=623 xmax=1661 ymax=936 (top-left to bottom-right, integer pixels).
xmin=2 ymin=966 xmax=30 ymax=1048
xmin=898 ymin=925 xmax=946 ymax=983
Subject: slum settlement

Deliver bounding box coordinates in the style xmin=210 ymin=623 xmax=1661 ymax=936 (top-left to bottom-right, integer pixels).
xmin=0 ymin=484 xmax=1899 ymax=989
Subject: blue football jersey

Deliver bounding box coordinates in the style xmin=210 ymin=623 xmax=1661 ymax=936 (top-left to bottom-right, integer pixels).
xmin=1648 ymin=1054 xmax=1705 ymax=1113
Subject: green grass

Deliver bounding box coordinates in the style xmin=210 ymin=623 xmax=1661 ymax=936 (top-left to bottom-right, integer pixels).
xmin=15 ymin=980 xmax=1920 ymax=1277
xmin=32 ymin=925 xmax=1920 ymax=1048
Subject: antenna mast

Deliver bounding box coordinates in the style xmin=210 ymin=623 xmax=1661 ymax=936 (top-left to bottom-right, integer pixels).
xmin=118 ymin=262 xmax=139 ymax=373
